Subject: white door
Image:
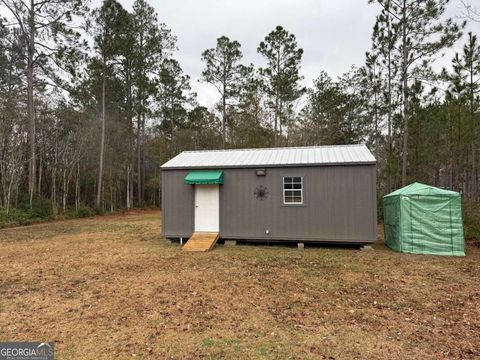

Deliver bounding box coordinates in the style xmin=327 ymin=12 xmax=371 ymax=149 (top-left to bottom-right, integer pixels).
xmin=195 ymin=185 xmax=220 ymax=232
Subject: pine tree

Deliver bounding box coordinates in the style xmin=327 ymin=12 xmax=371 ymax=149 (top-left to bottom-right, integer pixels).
xmin=368 ymin=4 xmax=401 ymax=191
xmin=132 ymin=0 xmax=176 ymax=204
xmin=369 ymin=0 xmax=465 ymax=186
xmin=257 ymin=26 xmax=305 ymax=146
xmin=201 ymin=36 xmax=244 ymax=147
xmin=449 ymin=32 xmax=480 ymax=199
xmin=300 ymin=71 xmax=368 ymax=146
xmin=157 ymin=58 xmax=195 ymax=156
xmin=90 ymin=0 xmax=129 ymax=209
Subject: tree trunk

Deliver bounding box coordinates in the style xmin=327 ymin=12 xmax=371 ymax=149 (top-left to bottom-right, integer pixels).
xmin=448 ymin=107 xmax=454 ymax=190
xmin=141 ymin=112 xmax=146 ymax=204
xmin=126 ymin=165 xmax=131 ymax=209
xmin=274 ymin=95 xmax=279 ymax=146
xmin=129 ymin=167 xmax=134 ymax=208
xmin=52 ymin=127 xmax=58 ymax=213
xmin=27 ymin=0 xmax=36 ymax=208
xmin=373 ymin=79 xmax=378 ymax=136
xmin=279 ymin=100 xmax=283 ymax=144
xmin=274 ymin=50 xmax=281 ymax=147
xmin=153 ymin=166 xmax=157 ymax=206
xmin=6 ymin=169 xmax=15 ymax=216
xmin=401 ymin=0 xmax=409 ymax=187
xmin=137 ymin=109 xmax=142 ymax=205
xmin=222 ymin=79 xmax=227 ymax=148
xmin=137 ymin=111 xmax=142 ymax=205
xmin=125 ymin=61 xmax=134 ymax=209
xmin=158 ymin=166 xmax=161 ymax=209
xmin=110 ymin=181 xmax=113 ymax=213
xmin=386 ymin=31 xmax=393 ymax=193
xmin=470 ymin=67 xmax=477 ymax=200
xmin=137 ymin=28 xmax=146 ymax=206
xmin=96 ymin=53 xmax=106 ymax=209
xmin=62 ymin=169 xmax=67 ymax=213
xmin=75 ymin=161 xmax=80 ymax=211
xmin=37 ymin=150 xmax=42 ymax=195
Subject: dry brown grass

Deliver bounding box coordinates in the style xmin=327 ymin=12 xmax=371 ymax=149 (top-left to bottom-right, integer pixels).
xmin=0 ymin=210 xmax=479 ymax=359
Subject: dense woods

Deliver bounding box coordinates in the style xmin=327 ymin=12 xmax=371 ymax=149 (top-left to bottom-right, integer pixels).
xmin=0 ymin=0 xmax=479 ymax=232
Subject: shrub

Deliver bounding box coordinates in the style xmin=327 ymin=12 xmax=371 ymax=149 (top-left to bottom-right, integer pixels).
xmin=76 ymin=205 xmax=96 ymax=218
xmin=65 ymin=205 xmax=96 ymax=219
xmin=377 ymin=194 xmax=384 ymax=221
xmin=30 ymin=195 xmax=54 ymax=219
xmin=0 ymin=207 xmax=33 ymax=228
xmin=17 ymin=193 xmax=53 ymax=220
xmin=463 ymin=201 xmax=480 ymax=242
xmin=0 ymin=200 xmax=97 ymax=228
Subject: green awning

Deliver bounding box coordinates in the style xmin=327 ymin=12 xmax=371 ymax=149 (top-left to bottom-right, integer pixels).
xmin=184 ymin=171 xmax=224 ymax=185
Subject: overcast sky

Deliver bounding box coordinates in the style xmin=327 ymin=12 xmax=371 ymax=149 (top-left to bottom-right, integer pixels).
xmin=117 ymin=0 xmax=381 ymax=106
xmin=2 ymin=0 xmax=479 ymax=107
xmin=112 ymin=0 xmax=479 ymax=108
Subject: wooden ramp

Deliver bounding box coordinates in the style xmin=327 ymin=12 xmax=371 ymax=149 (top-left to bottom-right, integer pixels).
xmin=182 ymin=232 xmax=219 ymax=252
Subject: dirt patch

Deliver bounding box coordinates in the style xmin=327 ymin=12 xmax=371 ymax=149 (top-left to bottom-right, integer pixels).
xmin=0 ymin=212 xmax=479 ymax=359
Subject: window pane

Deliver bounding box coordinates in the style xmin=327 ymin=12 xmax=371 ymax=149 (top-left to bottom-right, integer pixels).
xmin=283 ymin=176 xmax=303 ymax=204
xmin=293 ymin=196 xmax=302 ymax=203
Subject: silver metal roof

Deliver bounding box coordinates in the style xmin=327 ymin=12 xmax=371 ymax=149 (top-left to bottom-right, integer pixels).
xmin=161 ymin=144 xmax=376 ymax=169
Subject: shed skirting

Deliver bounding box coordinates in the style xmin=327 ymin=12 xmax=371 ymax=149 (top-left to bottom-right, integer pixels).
xmin=165 ymin=234 xmax=375 ymax=244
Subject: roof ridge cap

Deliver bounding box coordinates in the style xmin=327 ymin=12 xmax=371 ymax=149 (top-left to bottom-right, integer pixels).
xmin=180 ymin=144 xmax=367 ymax=154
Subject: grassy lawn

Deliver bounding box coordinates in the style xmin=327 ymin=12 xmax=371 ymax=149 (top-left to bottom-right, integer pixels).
xmin=0 ymin=210 xmax=479 ymax=359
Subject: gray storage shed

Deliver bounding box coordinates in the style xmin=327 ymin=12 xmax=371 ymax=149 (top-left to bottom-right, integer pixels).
xmin=161 ymin=144 xmax=377 ymax=244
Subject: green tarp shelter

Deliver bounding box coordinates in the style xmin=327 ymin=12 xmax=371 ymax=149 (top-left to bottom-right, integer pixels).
xmin=383 ymin=182 xmax=465 ymax=256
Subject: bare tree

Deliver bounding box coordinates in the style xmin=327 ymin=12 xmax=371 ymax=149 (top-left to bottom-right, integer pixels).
xmin=460 ymin=0 xmax=480 ymax=23
xmin=0 ymin=0 xmax=87 ymax=207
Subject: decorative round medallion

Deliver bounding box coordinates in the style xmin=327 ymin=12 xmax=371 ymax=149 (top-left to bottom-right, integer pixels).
xmin=254 ymin=185 xmax=269 ymax=200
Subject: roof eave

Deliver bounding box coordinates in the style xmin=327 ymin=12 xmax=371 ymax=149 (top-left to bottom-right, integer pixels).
xmin=161 ymin=161 xmax=377 ymax=170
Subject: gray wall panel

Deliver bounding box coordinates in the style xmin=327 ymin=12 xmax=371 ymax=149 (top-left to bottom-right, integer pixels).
xmin=162 ymin=164 xmax=376 ymax=242
xmin=162 ymin=170 xmax=194 ymax=237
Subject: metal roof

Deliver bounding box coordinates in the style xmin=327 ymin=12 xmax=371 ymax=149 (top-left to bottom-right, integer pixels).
xmin=161 ymin=144 xmax=376 ymax=169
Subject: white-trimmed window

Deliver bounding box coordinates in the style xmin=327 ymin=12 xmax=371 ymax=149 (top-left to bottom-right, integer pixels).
xmin=283 ymin=176 xmax=303 ymax=204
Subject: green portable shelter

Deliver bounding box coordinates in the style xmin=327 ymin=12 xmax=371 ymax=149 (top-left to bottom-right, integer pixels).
xmin=383 ymin=182 xmax=465 ymax=256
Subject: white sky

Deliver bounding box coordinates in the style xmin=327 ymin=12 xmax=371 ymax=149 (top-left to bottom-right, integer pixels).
xmin=115 ymin=0 xmax=479 ymax=107
xmin=2 ymin=0 xmax=479 ymax=107
xmin=118 ymin=0 xmax=384 ymax=107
